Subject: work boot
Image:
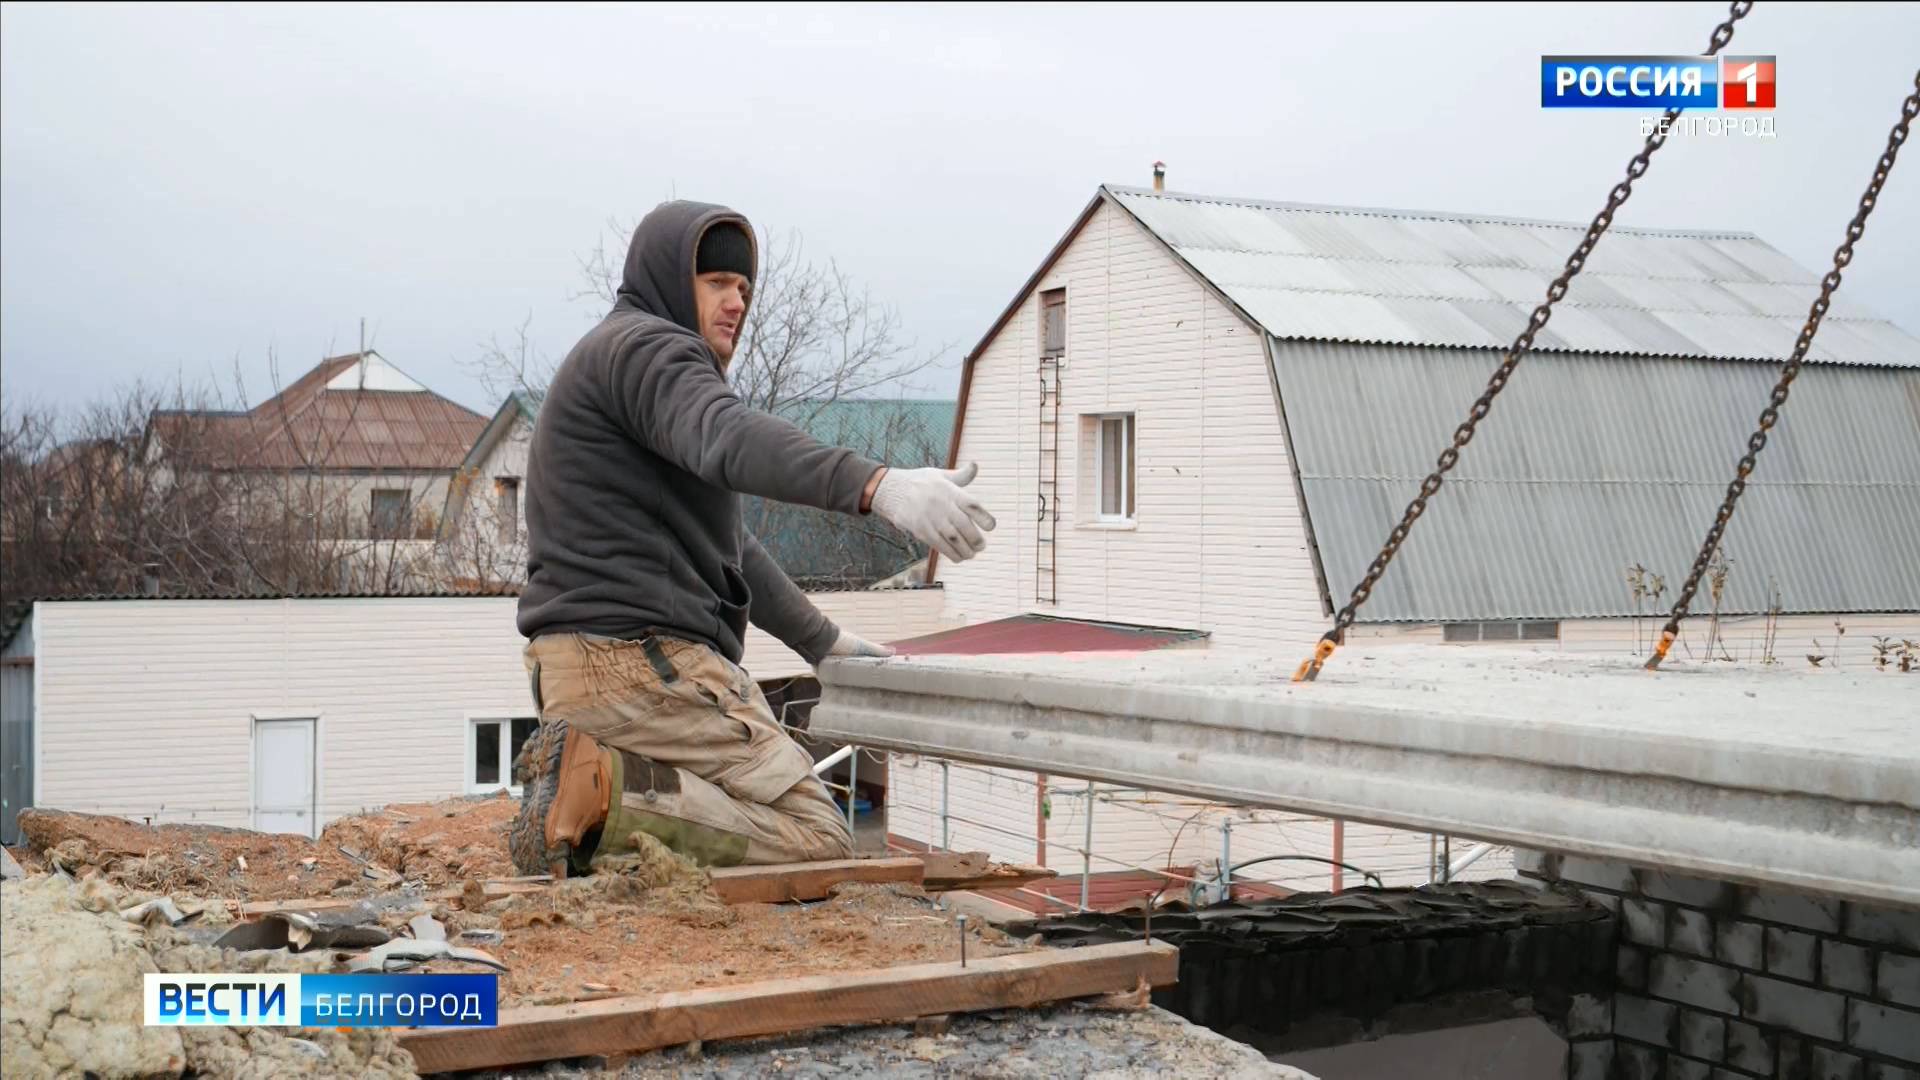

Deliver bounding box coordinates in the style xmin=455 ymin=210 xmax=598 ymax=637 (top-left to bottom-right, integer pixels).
xmin=509 ymin=718 xmax=613 ymax=877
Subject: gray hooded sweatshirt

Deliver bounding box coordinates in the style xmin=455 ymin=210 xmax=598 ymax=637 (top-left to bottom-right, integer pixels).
xmin=516 ymin=201 xmax=883 ymax=665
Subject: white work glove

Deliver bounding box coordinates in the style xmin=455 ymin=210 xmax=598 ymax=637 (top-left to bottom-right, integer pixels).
xmin=826 ymin=631 xmax=896 ymax=659
xmin=870 ymin=462 xmax=997 ymax=563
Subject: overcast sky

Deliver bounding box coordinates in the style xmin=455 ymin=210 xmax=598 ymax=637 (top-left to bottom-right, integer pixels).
xmin=4 ymin=2 xmax=1916 ymax=417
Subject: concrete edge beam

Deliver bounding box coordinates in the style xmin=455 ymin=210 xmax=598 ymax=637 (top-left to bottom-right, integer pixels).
xmin=811 ymin=662 xmax=1920 ymax=910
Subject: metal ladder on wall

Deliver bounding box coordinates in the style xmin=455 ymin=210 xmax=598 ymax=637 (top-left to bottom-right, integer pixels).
xmin=1035 ymin=356 xmax=1061 ymax=605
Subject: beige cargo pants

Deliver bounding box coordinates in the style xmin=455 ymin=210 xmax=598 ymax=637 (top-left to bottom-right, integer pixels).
xmin=524 ymin=632 xmax=854 ymax=868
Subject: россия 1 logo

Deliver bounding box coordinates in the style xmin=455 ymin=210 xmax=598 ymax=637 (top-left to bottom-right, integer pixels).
xmin=1541 ymin=55 xmax=1776 ymax=110
xmin=1719 ymin=55 xmax=1775 ymax=109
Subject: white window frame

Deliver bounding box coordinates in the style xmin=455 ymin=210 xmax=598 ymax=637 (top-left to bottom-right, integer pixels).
xmin=466 ymin=714 xmax=537 ymax=795
xmin=1095 ymin=413 xmax=1135 ymax=524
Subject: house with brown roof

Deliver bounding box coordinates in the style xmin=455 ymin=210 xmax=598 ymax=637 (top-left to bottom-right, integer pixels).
xmin=137 ymin=351 xmax=487 ymax=588
xmin=149 ymin=351 xmax=486 ymax=539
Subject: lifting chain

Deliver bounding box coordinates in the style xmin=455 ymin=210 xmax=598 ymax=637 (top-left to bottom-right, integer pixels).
xmin=1293 ymin=1 xmax=1754 ymax=682
xmin=1646 ymin=66 xmax=1920 ymax=670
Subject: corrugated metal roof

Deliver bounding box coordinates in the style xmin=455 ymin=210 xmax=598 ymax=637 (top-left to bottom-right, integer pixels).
xmin=151 ymin=352 xmax=490 ymax=472
xmin=1109 ymin=187 xmax=1920 ymax=367
xmin=1272 ymin=339 xmax=1920 ymax=621
xmin=776 ymin=399 xmax=957 ymax=455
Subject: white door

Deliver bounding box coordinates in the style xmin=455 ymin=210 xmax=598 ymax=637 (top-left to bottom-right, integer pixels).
xmin=254 ymin=719 xmax=316 ymax=837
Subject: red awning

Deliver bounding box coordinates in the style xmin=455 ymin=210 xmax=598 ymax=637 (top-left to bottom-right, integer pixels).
xmin=891 ymin=615 xmax=1206 ymax=657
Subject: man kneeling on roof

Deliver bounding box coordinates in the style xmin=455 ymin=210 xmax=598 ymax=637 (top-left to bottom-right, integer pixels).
xmin=509 ymin=200 xmax=995 ymax=876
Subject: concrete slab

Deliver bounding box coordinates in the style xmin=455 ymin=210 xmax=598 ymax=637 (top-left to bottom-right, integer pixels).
xmin=812 ymin=647 xmax=1920 ymax=908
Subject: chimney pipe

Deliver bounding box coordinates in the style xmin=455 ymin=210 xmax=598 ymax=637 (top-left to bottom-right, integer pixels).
xmin=1152 ymin=161 xmax=1166 ymax=192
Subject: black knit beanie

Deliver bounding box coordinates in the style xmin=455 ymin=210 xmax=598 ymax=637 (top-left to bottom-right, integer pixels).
xmin=696 ymin=222 xmax=755 ymax=280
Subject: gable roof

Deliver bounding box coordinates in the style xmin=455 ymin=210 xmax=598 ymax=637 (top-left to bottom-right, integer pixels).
xmin=438 ymin=390 xmax=540 ymax=539
xmin=454 ymin=389 xmax=540 ymax=476
xmin=942 ymin=183 xmax=1920 ymax=615
xmin=151 ymin=352 xmax=488 ymax=472
xmin=1104 ymin=185 xmax=1920 ymax=367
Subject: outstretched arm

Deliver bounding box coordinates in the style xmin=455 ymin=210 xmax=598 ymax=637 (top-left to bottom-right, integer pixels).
xmin=742 ymin=532 xmax=897 ymax=665
xmin=612 ymin=338 xmax=882 ymax=515
xmin=741 ymin=532 xmax=840 ymax=664
xmin=612 ymin=338 xmax=997 ymax=562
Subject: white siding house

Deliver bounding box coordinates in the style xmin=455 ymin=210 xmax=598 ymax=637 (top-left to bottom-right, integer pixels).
xmin=938 ymin=198 xmax=1326 ymax=653
xmin=437 ymin=391 xmax=536 ymax=589
xmin=17 ymin=589 xmax=954 ymax=836
xmin=889 ymin=180 xmax=1920 ymax=896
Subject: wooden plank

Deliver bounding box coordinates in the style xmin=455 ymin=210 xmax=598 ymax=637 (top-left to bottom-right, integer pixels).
xmin=240 ymin=896 xmax=376 ymax=917
xmin=913 ymin=851 xmax=991 ymax=880
xmin=708 ymin=857 xmax=923 ymax=904
xmin=400 ymin=940 xmax=1179 ymax=1073
xmin=239 ymin=860 xmax=924 ymax=917
xmin=929 ymin=866 xmax=1060 ymax=894
xmin=885 ymin=848 xmax=1059 ymax=894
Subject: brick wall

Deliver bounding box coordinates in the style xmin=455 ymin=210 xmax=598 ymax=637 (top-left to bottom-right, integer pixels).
xmin=1518 ymin=851 xmax=1920 ymax=1080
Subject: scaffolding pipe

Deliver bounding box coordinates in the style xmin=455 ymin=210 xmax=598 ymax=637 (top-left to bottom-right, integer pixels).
xmin=1219 ymin=817 xmax=1234 ymax=903
xmin=1036 ymin=773 xmax=1048 ymax=868
xmin=1429 ymin=842 xmax=1498 ymax=885
xmin=846 ymin=747 xmax=859 ymax=832
xmin=811 ymin=745 xmax=853 ymax=776
xmin=1332 ymin=818 xmax=1346 ymax=894
xmin=1081 ymin=784 xmax=1095 ymax=911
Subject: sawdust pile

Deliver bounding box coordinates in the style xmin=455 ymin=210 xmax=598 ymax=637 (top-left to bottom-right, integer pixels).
xmin=317 ymin=793 xmax=518 ymax=885
xmin=485 ymin=875 xmax=1029 ymax=1008
xmin=0 ymin=875 xmax=416 ymax=1079
xmin=15 ymin=794 xmax=517 ymax=903
xmin=18 ymin=811 xmax=359 ymax=902
xmin=496 ymin=830 xmax=735 ymax=932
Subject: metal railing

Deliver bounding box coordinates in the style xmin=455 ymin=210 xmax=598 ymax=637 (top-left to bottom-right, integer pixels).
xmin=776 ymin=689 xmax=1514 ymax=910
xmin=811 ymin=750 xmax=1516 ymax=913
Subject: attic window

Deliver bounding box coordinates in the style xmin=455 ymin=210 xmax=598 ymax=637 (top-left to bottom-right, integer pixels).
xmin=1443 ymin=620 xmax=1559 ymax=643
xmin=1040 ymin=289 xmax=1066 ymax=358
